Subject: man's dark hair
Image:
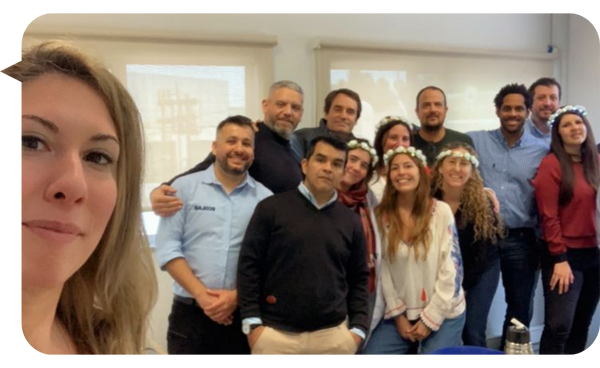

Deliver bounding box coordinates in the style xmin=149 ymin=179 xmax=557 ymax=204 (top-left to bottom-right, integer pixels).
xmin=416 ymin=86 xmax=447 ymax=108
xmin=305 ymin=135 xmax=348 ymax=161
xmin=494 ymin=83 xmax=532 ymax=110
xmin=324 ymin=88 xmax=362 ymax=120
xmin=216 ymin=115 xmax=254 ymax=133
xmin=528 ymin=77 xmax=562 ymax=100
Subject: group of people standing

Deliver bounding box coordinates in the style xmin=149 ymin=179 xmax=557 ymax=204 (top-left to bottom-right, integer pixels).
xmin=152 ymin=76 xmax=600 ymax=354
xmin=16 ymin=40 xmax=599 ymax=355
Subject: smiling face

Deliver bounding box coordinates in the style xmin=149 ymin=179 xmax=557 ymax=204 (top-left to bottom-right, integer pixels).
xmin=438 ymin=148 xmax=474 ymax=190
xmin=383 ymin=123 xmax=411 ymax=152
xmin=22 ymin=73 xmax=119 ymax=290
xmin=341 ymin=148 xmax=372 ymax=189
xmin=531 ymin=85 xmax=560 ymax=124
xmin=415 ymin=89 xmax=448 ymax=132
xmin=212 ymin=123 xmax=255 ymax=176
xmin=324 ymin=93 xmax=359 ymax=134
xmin=389 ymin=153 xmax=421 ymax=195
xmin=497 ymin=93 xmax=528 ymax=136
xmin=262 ymin=87 xmax=304 ymax=139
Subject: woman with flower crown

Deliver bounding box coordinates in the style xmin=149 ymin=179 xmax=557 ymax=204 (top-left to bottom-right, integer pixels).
xmin=363 ymin=146 xmax=465 ymax=354
xmin=337 ymin=138 xmax=384 ymax=340
xmin=430 ymin=142 xmax=505 ymax=348
xmin=531 ymin=105 xmax=599 ymax=354
xmin=371 ymin=117 xmax=415 ymax=202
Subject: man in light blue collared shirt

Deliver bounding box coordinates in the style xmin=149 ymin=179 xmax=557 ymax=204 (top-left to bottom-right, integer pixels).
xmin=468 ymin=84 xmax=549 ymax=351
xmin=524 ymin=77 xmax=562 ymax=146
xmin=155 ymin=116 xmax=272 ymax=354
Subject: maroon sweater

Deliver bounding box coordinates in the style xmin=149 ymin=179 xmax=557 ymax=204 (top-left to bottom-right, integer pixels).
xmin=532 ymin=153 xmax=598 ymax=262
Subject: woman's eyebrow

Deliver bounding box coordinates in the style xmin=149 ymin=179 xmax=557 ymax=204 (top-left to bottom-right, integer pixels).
xmin=23 ymin=114 xmax=58 ymax=133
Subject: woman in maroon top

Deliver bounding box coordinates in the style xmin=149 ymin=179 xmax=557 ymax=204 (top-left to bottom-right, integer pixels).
xmin=532 ymin=105 xmax=599 ymax=354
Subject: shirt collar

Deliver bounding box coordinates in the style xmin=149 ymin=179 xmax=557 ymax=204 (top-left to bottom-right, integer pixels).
xmin=202 ymin=163 xmax=255 ymax=190
xmin=298 ymin=181 xmax=338 ymax=210
xmin=526 ymin=118 xmax=550 ymax=138
xmin=493 ymin=128 xmax=526 ymax=148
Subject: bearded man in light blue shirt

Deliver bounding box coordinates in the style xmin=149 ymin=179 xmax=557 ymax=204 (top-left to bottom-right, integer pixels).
xmin=524 ymin=77 xmax=562 ymax=146
xmin=155 ymin=115 xmax=272 ymax=354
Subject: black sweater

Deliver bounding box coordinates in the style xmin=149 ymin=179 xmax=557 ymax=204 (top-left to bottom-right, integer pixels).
xmin=237 ymin=190 xmax=370 ymax=334
xmin=167 ymin=124 xmax=303 ymax=194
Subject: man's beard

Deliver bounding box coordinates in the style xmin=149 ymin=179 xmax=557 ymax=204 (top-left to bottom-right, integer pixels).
xmin=265 ymin=120 xmax=293 ymax=140
xmin=421 ymin=121 xmax=443 ymax=132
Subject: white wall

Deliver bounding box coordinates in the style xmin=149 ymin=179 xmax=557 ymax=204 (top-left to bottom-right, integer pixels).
xmin=26 ymin=14 xmax=556 ymax=128
xmin=567 ymin=14 xmax=600 ymax=141
xmin=23 ymin=13 xmax=600 ymax=352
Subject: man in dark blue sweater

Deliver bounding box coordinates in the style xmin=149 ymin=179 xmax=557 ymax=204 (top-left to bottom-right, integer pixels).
xmin=150 ymin=81 xmax=305 ymax=216
xmin=237 ymin=136 xmax=370 ymax=354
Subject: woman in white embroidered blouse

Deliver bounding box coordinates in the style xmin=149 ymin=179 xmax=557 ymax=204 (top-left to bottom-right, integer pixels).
xmin=363 ymin=146 xmax=465 ymax=354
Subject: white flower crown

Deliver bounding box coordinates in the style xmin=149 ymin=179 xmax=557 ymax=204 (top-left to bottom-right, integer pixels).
xmin=436 ymin=150 xmax=480 ymax=168
xmin=548 ymin=105 xmax=587 ymax=127
xmin=347 ymin=140 xmax=378 ymax=167
xmin=383 ymin=146 xmax=427 ymax=167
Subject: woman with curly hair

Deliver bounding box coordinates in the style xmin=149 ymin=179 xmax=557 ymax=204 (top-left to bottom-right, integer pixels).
xmin=430 ymin=142 xmax=504 ymax=347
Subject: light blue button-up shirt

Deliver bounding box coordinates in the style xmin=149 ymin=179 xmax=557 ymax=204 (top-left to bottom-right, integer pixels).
xmin=524 ymin=117 xmax=552 ymax=146
xmin=155 ymin=164 xmax=272 ymax=298
xmin=468 ymin=129 xmax=549 ymax=229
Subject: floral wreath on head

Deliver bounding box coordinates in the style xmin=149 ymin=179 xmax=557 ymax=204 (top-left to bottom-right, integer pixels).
xmin=347 ymin=140 xmax=378 ymax=167
xmin=383 ymin=146 xmax=427 ymax=167
xmin=548 ymin=105 xmax=587 ymax=127
xmin=436 ymin=150 xmax=480 ymax=168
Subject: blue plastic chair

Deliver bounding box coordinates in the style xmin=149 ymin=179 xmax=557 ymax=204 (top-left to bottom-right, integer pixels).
xmin=429 ymin=346 xmax=504 ymax=359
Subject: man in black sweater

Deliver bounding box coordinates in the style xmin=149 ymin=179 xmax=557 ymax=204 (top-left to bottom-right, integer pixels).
xmin=237 ymin=136 xmax=370 ymax=354
xmin=150 ymin=81 xmax=305 ymax=216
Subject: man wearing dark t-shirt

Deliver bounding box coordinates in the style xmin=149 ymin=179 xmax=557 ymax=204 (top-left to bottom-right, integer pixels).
xmin=413 ymin=86 xmax=474 ymax=166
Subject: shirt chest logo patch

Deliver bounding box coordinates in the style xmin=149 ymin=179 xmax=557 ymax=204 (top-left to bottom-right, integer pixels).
xmin=193 ymin=205 xmax=216 ymax=211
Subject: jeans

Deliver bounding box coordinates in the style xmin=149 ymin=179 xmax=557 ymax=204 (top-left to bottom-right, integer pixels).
xmin=540 ymin=247 xmax=600 ymax=354
xmin=497 ymin=228 xmax=539 ymax=351
xmin=462 ymin=257 xmax=501 ymax=347
xmin=362 ymin=312 xmax=466 ymax=354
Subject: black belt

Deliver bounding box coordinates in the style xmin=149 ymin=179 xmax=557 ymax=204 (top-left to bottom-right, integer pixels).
xmin=174 ymin=295 xmax=200 ymax=308
xmin=506 ymin=227 xmax=535 ymax=238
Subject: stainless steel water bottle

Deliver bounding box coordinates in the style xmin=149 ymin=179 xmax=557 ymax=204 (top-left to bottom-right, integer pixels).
xmin=504 ymin=318 xmax=534 ymax=354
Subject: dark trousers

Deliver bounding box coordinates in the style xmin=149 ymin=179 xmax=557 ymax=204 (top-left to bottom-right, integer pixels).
xmin=498 ymin=228 xmax=539 ymax=351
xmin=462 ymin=257 xmax=501 ymax=347
xmin=167 ymin=296 xmax=250 ymax=354
xmin=540 ymin=247 xmax=600 ymax=354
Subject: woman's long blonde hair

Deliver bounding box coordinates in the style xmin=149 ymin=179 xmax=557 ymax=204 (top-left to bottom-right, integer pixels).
xmin=430 ymin=142 xmax=504 ymax=244
xmin=375 ymin=151 xmax=432 ymax=262
xmin=7 ymin=41 xmax=157 ymax=354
